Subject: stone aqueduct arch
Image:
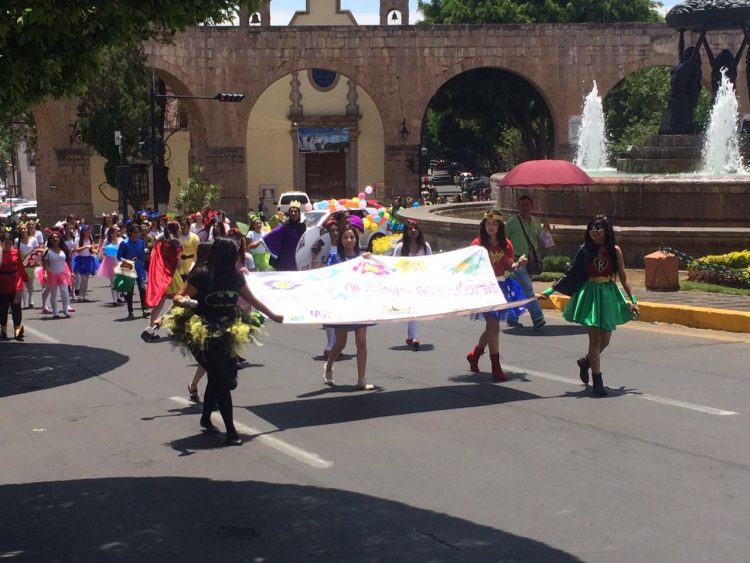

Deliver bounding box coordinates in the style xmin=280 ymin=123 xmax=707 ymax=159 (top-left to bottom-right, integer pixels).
xmin=34 ymin=24 xmax=744 ymax=224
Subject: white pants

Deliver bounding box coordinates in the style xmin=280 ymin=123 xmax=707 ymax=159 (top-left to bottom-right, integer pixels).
xmin=407 ymin=320 xmax=418 ymax=341
xmin=49 ymin=284 xmax=71 ymax=316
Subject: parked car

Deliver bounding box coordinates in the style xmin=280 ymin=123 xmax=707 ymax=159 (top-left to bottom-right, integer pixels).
xmin=430 ymin=169 xmax=454 ymax=186
xmin=276 ymin=191 xmax=311 ymax=214
xmin=304 ymin=206 xmax=390 ymax=251
xmin=0 ymin=200 xmax=37 ymax=220
xmin=466 ymin=177 xmax=490 ymax=199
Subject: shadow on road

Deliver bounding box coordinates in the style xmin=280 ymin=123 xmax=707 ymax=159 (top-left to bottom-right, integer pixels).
xmin=0 ymin=477 xmax=582 ymax=562
xmin=248 ymin=383 xmax=543 ymax=429
xmin=0 ymin=343 xmax=129 ymax=398
xmin=503 ymin=324 xmax=588 ymax=337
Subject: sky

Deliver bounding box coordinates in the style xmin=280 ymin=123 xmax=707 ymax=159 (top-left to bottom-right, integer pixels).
xmin=267 ymin=1 xmax=683 ymax=25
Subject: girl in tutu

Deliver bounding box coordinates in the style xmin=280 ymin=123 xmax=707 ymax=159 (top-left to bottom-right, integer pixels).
xmin=537 ymin=215 xmax=640 ymax=397
xmin=73 ymin=225 xmax=98 ymax=302
xmin=98 ymin=226 xmax=122 ymax=305
xmin=40 ymin=230 xmax=73 ymax=318
xmin=466 ymin=210 xmax=528 ymax=381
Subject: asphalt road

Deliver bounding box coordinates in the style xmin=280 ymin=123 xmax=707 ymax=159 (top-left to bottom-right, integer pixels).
xmin=1 ymin=279 xmax=749 ymax=562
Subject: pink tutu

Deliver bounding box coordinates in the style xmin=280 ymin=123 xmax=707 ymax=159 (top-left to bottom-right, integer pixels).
xmin=37 ymin=264 xmax=72 ymax=287
xmin=97 ymin=256 xmax=118 ymax=280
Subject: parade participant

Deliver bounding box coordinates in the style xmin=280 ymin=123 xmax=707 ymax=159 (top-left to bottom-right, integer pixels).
xmin=15 ymin=223 xmax=41 ymax=309
xmin=28 ymin=220 xmax=44 ymax=247
xmin=143 ymin=221 xmax=182 ymax=338
xmin=505 ymin=195 xmax=546 ymax=329
xmin=40 ymin=230 xmax=73 ymax=318
xmin=118 ymin=224 xmax=148 ymax=319
xmin=318 ymin=217 xmax=340 ymax=360
xmin=72 ymin=225 xmax=98 ymax=302
xmin=185 ymin=241 xmax=212 ymax=402
xmin=465 ymin=210 xmax=527 ymax=381
xmin=170 ymin=237 xmax=283 ymax=445
xmin=323 ymin=226 xmax=375 ymax=391
xmin=99 ymin=226 xmax=122 ymax=306
xmin=246 ymin=214 xmax=271 ymax=271
xmin=229 ymin=228 xmax=255 ymax=273
xmin=189 ymin=212 xmax=202 ymax=235
xmin=178 ymin=218 xmax=200 ymax=276
xmin=61 ymin=222 xmax=79 ymax=299
xmin=393 ymin=219 xmax=432 ymax=350
xmin=0 ymin=232 xmax=29 ymax=340
xmin=263 ymin=201 xmax=306 ymax=271
xmin=537 ymin=215 xmax=639 ymax=397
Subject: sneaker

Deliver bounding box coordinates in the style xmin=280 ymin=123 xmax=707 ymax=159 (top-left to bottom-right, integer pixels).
xmin=406 ymin=338 xmax=414 ymax=346
xmin=411 ymin=339 xmax=420 ymax=350
xmin=127 ymin=312 xmax=135 ymax=319
xmin=67 ymin=307 xmax=76 ymax=313
xmin=533 ymin=318 xmax=546 ymax=330
xmin=506 ymin=318 xmax=522 ymax=327
xmin=41 ymin=308 xmax=52 ymax=314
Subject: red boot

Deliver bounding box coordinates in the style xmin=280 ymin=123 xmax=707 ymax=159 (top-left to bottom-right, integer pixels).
xmin=466 ymin=346 xmax=484 ymax=373
xmin=489 ymin=353 xmax=507 ymax=381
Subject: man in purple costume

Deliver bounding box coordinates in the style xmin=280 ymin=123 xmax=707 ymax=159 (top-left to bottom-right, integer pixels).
xmin=262 ymin=200 xmax=307 ymax=271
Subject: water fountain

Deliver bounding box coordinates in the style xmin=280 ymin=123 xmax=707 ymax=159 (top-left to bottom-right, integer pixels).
xmin=701 ymin=69 xmax=745 ymax=175
xmin=574 ymin=82 xmax=610 ymax=171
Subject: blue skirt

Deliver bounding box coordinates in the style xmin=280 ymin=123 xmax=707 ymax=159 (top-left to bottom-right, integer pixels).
xmin=470 ymin=278 xmax=526 ymax=321
xmin=73 ymin=255 xmax=99 ymax=276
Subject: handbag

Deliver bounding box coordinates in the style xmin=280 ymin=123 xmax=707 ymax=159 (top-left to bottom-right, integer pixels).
xmin=518 ymin=217 xmax=543 ymax=275
xmin=539 ymin=225 xmax=555 ymax=249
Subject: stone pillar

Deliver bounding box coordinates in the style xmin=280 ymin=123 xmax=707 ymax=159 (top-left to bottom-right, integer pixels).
xmin=384 ymin=144 xmax=420 ymax=199
xmin=204 ymin=146 xmax=247 ymax=219
xmin=380 ymin=0 xmax=409 ymax=25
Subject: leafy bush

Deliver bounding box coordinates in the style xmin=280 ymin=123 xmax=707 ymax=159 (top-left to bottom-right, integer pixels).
xmin=687 ymin=250 xmax=750 ymax=289
xmin=173 ymin=165 xmax=221 ymax=215
xmin=692 ymin=250 xmax=750 ymax=270
xmin=542 ymin=255 xmax=570 ymax=272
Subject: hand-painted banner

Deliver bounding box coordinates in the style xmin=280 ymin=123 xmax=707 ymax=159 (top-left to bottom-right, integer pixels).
xmin=245 ymin=246 xmax=531 ymax=325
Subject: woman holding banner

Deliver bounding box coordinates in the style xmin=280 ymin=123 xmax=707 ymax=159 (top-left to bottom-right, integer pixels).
xmin=466 ymin=210 xmax=527 ymax=381
xmin=393 ymin=219 xmax=432 ymax=350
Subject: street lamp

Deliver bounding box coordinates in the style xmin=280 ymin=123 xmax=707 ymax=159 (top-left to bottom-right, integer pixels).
xmin=146 ymin=89 xmax=245 ymax=212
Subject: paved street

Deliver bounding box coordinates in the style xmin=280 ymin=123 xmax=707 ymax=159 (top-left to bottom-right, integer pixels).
xmin=1 ymin=279 xmax=749 ymax=562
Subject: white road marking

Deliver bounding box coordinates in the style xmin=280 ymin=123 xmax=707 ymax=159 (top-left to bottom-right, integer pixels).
xmin=23 ymin=325 xmax=61 ymax=344
xmin=170 ymin=397 xmax=334 ymax=468
xmin=505 ymin=365 xmax=739 ymax=416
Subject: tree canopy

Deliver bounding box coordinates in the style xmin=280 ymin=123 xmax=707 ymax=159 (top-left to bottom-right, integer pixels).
xmin=0 ymin=1 xmax=257 ymax=120
xmin=417 ymin=0 xmax=663 ymax=24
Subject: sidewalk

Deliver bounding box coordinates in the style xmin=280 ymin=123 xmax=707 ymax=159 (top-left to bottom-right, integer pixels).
xmin=532 ymin=270 xmax=750 ymax=333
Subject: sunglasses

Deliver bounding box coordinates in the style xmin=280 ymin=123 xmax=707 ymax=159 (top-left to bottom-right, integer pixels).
xmin=589 ymin=223 xmax=604 ymax=231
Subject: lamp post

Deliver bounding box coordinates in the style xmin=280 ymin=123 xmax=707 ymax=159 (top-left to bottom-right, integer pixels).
xmin=147 ymin=89 xmax=245 ymax=212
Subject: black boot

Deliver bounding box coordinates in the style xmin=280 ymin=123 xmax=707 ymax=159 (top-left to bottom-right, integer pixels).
xmin=576 ymin=356 xmax=590 ymax=385
xmin=591 ymin=373 xmax=608 ymax=397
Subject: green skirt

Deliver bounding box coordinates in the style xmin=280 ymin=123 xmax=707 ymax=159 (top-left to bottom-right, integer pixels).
xmin=563 ymin=279 xmax=633 ymax=331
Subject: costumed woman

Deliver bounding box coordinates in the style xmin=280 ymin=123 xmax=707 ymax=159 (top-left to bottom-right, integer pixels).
xmin=169 ymin=237 xmax=283 ymax=445
xmin=465 ymin=210 xmax=527 ymax=381
xmin=15 ymin=222 xmax=42 ymax=309
xmin=317 ymin=216 xmax=340 ymax=360
xmin=263 ymin=201 xmax=306 ymax=271
xmin=39 ymin=229 xmax=73 ymax=318
xmin=246 ymin=213 xmax=271 ymax=271
xmin=98 ymin=226 xmax=122 ymax=306
xmin=393 ymin=219 xmax=432 ymax=350
xmin=117 ymin=224 xmax=148 ymax=319
xmin=537 ymin=215 xmax=639 ymax=397
xmin=322 ymin=226 xmax=376 ymax=391
xmin=0 ymin=231 xmax=30 ymax=340
xmin=72 ymin=225 xmax=98 ymax=302
xmin=142 ymin=221 xmax=182 ymax=340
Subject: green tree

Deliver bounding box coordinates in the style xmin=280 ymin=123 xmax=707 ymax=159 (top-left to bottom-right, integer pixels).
xmin=604 ymin=67 xmax=711 ymax=160
xmin=418 ymin=0 xmax=663 ymax=24
xmin=416 ymin=0 xmax=663 ymax=167
xmin=173 ymin=165 xmax=221 ymax=215
xmin=0 ymin=1 xmax=259 ymax=121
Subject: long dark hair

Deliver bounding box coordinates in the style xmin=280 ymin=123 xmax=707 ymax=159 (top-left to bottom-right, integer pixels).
xmin=584 ymin=215 xmax=617 ymax=265
xmin=46 ymin=230 xmax=70 ymax=261
xmin=337 ymin=227 xmax=360 ymax=257
xmin=478 ymin=211 xmax=508 ymax=253
xmin=195 ymin=241 xmax=212 ymax=269
xmin=208 ymin=237 xmax=239 ymax=282
xmin=399 ymin=220 xmax=427 ymax=255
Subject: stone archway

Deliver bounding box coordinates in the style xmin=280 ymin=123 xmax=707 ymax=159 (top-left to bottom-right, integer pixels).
xmin=245 ymin=68 xmax=385 ymax=207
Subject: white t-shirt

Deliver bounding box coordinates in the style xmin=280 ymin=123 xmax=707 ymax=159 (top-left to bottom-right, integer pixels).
xmin=17 ymin=239 xmax=37 ymax=258
xmin=393 ymin=241 xmax=432 ymax=257
xmin=46 ymin=249 xmax=67 ymax=274
xmin=247 ymin=230 xmax=267 ymax=254
xmin=76 ymin=237 xmax=93 ymax=257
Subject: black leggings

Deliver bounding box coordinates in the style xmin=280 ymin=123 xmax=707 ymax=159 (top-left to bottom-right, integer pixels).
xmin=0 ymin=292 xmax=21 ymax=328
xmin=195 ymin=338 xmax=238 ymax=438
xmin=125 ymin=281 xmax=147 ymax=314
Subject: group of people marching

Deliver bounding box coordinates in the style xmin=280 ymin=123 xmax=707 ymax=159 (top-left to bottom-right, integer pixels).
xmin=0 ymin=196 xmax=640 ymax=444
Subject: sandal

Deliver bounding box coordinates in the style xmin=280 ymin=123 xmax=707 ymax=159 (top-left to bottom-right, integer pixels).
xmin=188 ymin=384 xmax=200 ymax=402
xmin=323 ymin=364 xmax=334 ymax=386
xmin=355 ymin=380 xmax=375 ymax=391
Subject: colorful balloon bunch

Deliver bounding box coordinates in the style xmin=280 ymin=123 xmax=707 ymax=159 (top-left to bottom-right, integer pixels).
xmin=363 ymin=208 xmax=390 ymax=231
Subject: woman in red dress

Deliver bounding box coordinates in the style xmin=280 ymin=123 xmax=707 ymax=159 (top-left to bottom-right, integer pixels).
xmin=0 ymin=231 xmax=30 ymax=340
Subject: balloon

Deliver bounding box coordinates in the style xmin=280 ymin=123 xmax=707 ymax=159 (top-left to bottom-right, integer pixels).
xmin=412 ymin=202 xmax=420 ymax=207
xmin=329 ymin=204 xmax=336 ymax=212
xmin=369 ymin=222 xmax=378 ymax=231
xmin=352 ymin=197 xmax=359 ymax=204
xmin=304 ymin=202 xmax=313 ymax=212
xmin=383 ymin=212 xmax=390 ymax=220
xmin=378 ymin=209 xmax=385 ymax=216
xmin=359 ymin=200 xmax=367 ymax=209
xmin=365 ymin=185 xmax=373 ymax=195
xmin=358 ymin=192 xmax=366 ymax=199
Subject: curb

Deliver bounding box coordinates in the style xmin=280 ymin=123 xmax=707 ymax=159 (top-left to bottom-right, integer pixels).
xmin=539 ymin=296 xmax=750 ymax=334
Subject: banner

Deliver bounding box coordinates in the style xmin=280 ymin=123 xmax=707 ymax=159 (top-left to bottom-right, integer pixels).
xmin=245 ymin=246 xmax=531 ymax=325
xmin=298 ymin=127 xmax=349 ymax=153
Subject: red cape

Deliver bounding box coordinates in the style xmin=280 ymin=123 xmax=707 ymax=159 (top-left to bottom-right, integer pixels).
xmin=145 ymin=239 xmax=179 ymax=307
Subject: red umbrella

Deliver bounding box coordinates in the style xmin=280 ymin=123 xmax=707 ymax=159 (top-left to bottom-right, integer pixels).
xmin=499 ymin=160 xmax=593 ymax=187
